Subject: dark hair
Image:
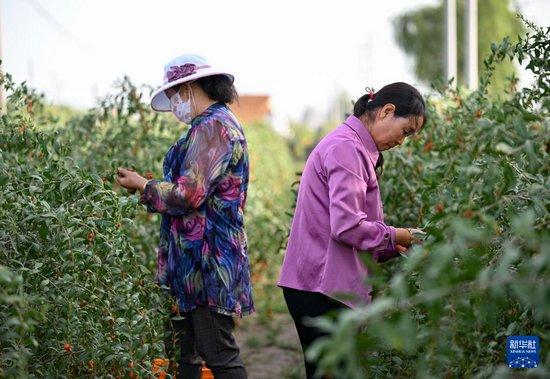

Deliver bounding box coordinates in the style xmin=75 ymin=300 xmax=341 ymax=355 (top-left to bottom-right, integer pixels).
xmin=194 ymin=74 xmax=238 ymax=104
xmin=353 ymin=82 xmax=426 ymax=122
xmin=353 ymin=82 xmax=427 ymax=177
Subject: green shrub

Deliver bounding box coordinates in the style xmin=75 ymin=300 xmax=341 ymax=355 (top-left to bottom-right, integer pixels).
xmin=0 ymin=74 xmax=167 ymax=377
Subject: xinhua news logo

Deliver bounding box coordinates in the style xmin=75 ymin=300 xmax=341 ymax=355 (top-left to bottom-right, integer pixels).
xmin=506 ymin=336 xmax=540 ymax=369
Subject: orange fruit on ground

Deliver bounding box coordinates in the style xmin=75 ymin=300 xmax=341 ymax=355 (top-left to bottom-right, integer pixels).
xmin=201 ymin=365 xmax=214 ymax=379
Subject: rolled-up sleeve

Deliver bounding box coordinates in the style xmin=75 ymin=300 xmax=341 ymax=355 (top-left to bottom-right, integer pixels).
xmin=324 ymin=141 xmax=399 ymax=263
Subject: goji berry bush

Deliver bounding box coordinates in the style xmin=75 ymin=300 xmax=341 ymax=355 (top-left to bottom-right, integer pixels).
xmin=0 ymin=89 xmax=166 ymax=376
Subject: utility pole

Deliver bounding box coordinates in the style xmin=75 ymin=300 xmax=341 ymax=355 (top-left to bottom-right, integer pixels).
xmin=465 ymin=0 xmax=478 ymax=90
xmin=444 ymin=0 xmax=457 ymax=85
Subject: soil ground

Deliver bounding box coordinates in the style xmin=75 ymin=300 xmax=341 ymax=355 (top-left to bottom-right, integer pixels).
xmin=234 ymin=310 xmax=306 ymax=378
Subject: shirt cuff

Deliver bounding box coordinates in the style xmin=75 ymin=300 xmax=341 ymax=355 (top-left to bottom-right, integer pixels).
xmin=375 ymin=226 xmax=400 ymax=263
xmin=140 ymin=179 xmax=159 ymax=210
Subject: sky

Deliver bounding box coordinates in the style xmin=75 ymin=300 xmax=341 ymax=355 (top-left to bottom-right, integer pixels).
xmin=3 ymin=0 xmax=549 ymax=132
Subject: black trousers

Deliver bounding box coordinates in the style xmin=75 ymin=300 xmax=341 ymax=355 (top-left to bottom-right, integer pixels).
xmin=282 ymin=287 xmax=347 ymax=379
xmin=164 ymin=306 xmax=247 ymax=379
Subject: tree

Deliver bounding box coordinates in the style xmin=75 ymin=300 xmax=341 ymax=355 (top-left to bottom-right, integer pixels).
xmin=393 ymin=0 xmax=525 ymax=93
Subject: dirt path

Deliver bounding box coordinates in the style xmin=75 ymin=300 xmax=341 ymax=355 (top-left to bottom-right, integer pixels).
xmin=234 ymin=312 xmax=305 ymax=379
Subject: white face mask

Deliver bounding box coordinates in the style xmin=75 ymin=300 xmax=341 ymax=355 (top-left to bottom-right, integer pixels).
xmin=170 ymin=87 xmax=194 ymax=124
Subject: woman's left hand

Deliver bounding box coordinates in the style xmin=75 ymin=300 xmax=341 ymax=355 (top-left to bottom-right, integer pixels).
xmin=116 ymin=167 xmax=149 ymax=192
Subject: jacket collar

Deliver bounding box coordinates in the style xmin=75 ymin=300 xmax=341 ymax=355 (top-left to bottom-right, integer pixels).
xmin=343 ymin=115 xmax=380 ymax=167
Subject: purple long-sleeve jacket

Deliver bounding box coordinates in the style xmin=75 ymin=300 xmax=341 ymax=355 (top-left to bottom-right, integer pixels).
xmin=278 ymin=115 xmax=400 ymax=308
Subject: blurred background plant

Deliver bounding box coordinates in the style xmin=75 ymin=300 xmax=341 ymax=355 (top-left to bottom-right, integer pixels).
xmin=394 ymin=0 xmax=526 ymax=94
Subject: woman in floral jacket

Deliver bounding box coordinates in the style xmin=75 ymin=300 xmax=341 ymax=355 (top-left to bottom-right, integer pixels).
xmin=116 ymin=53 xmax=252 ymax=379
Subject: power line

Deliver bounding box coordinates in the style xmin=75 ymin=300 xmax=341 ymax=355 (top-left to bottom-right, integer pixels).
xmin=23 ymin=0 xmax=90 ymax=50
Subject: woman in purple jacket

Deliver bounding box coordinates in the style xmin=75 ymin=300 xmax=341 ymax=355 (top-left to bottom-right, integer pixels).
xmin=278 ymin=82 xmax=427 ymax=378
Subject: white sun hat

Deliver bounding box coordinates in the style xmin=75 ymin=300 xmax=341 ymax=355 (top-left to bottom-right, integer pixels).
xmin=150 ymin=53 xmax=234 ymax=112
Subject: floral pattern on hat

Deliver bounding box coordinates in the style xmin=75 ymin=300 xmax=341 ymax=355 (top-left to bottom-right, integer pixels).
xmin=167 ymin=63 xmax=198 ymax=82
